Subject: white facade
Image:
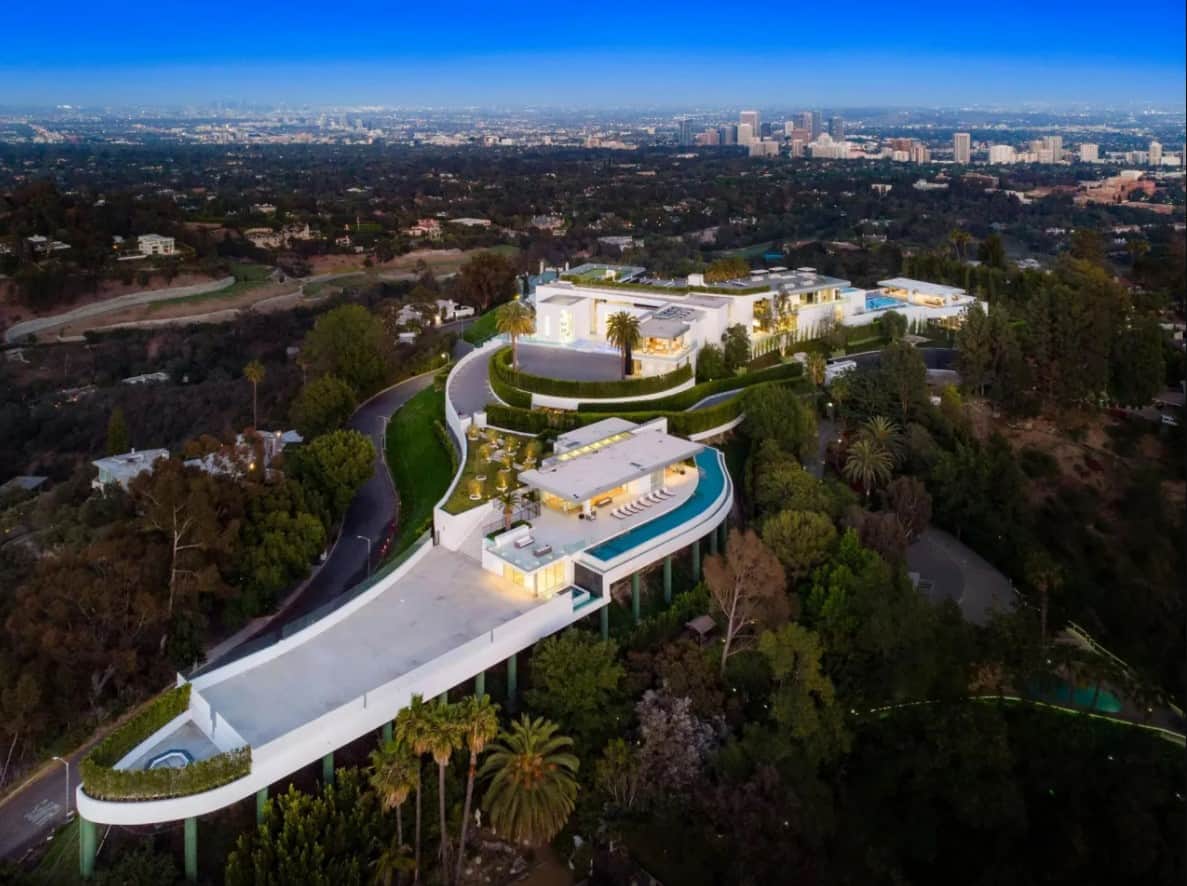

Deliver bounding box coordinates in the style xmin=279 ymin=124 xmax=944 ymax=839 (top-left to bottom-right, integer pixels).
xmin=988 ymin=145 xmax=1017 ymax=165
xmin=92 ymin=449 xmax=170 ymax=491
xmin=1079 ymin=143 xmax=1099 ymax=162
xmin=137 ymin=234 xmax=175 ymax=256
xmin=953 ymin=132 xmax=971 ymax=164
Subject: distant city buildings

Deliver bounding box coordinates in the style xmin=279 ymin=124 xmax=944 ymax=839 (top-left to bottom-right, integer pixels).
xmin=739 ymin=110 xmax=760 ymax=140
xmin=1149 ymin=140 xmax=1162 ymax=166
xmin=953 ymin=132 xmax=971 ymax=164
xmin=1079 ymin=143 xmax=1099 ymax=162
xmin=828 ymin=116 xmax=845 ymax=140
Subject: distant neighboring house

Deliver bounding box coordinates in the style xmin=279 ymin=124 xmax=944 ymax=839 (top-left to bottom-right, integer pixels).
xmin=244 ymin=227 xmax=282 ymax=249
xmin=404 ymin=218 xmax=442 ymax=240
xmin=252 ymin=203 xmax=277 ymax=215
xmin=27 ymin=235 xmax=71 ymax=255
xmin=184 ymin=430 xmax=302 ymax=480
xmin=0 ymin=475 xmax=48 ymax=497
xmin=92 ymin=449 xmax=170 ymax=492
xmin=137 ymin=233 xmax=175 ymax=256
xmin=434 ymin=299 xmax=476 ymax=323
xmin=597 ymin=235 xmax=642 ymax=252
xmin=120 ymin=371 xmax=171 ymax=385
xmin=449 ymin=217 xmax=492 ymax=228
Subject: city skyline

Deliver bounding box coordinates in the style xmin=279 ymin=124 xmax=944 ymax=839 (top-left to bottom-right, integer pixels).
xmin=2 ymin=0 xmax=1185 ymax=106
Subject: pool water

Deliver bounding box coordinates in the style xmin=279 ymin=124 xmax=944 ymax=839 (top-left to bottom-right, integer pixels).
xmin=865 ymin=294 xmax=902 ymax=312
xmin=1028 ymin=680 xmax=1123 ymax=713
xmin=585 ymin=449 xmax=727 ymax=563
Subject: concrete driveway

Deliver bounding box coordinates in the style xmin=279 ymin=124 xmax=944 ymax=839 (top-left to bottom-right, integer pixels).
xmin=907 ymin=528 xmax=1014 ymax=625
xmin=516 ymin=343 xmax=623 ymax=381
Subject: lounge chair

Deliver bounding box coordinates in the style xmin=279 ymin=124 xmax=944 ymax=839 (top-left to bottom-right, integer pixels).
xmin=513 ymin=535 xmax=534 ymax=550
xmin=533 ymin=544 xmax=553 ymax=557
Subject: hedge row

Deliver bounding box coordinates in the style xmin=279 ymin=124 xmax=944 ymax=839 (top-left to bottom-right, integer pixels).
xmin=558 ymin=276 xmax=769 ymax=296
xmin=81 ymin=746 xmax=252 ymax=802
xmin=491 ymin=347 xmax=692 ymax=398
xmin=81 ymin=684 xmax=252 ymax=802
xmin=577 ymin=361 xmax=804 ymax=413
xmin=487 ymin=353 xmax=533 ymax=408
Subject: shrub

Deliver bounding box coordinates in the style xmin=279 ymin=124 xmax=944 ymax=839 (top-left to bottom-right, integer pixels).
xmin=488 ymin=354 xmax=533 ymax=408
xmin=86 ymin=686 xmax=191 ymax=770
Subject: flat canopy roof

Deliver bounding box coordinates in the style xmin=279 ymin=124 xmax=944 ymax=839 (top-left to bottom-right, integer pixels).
xmin=638 ymin=317 xmax=689 ymax=340
xmin=878 ymin=277 xmax=967 ymax=298
xmin=520 ymin=426 xmax=703 ymax=502
xmin=541 ymin=294 xmax=584 ymax=306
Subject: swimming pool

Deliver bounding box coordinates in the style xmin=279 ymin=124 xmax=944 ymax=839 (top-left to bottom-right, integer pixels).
xmin=865 ymin=294 xmax=902 ymax=312
xmin=1027 ymin=680 xmax=1123 ymax=713
xmin=585 ymin=449 xmax=727 ymax=563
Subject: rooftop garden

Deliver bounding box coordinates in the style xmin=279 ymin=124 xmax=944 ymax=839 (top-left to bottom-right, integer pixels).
xmin=441 ymin=424 xmax=544 ymax=515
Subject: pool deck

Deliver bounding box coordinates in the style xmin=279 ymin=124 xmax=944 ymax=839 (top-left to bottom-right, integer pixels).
xmin=129 ymin=721 xmax=219 ymax=771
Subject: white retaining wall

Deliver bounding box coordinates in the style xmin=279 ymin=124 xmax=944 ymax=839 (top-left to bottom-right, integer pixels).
xmin=530 ymin=376 xmax=696 ymax=411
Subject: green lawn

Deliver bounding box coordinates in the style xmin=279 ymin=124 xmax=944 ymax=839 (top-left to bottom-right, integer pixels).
xmin=461 ymin=306 xmax=501 ymax=345
xmin=386 ymin=386 xmax=455 ymax=555
xmin=442 ymin=427 xmax=539 ymax=515
xmin=303 ymin=272 xmax=369 ymax=297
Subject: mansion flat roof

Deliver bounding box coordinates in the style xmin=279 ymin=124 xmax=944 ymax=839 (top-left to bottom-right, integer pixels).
xmin=878 ymin=277 xmax=968 ymax=298
xmin=520 ymin=426 xmax=703 ymax=503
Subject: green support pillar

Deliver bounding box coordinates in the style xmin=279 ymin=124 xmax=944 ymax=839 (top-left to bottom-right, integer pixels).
xmin=709 ymin=527 xmax=718 ymax=556
xmin=692 ymin=539 xmax=701 ymax=583
xmin=381 ymin=721 xmax=393 ymax=744
xmin=437 ymin=692 xmax=448 ymax=706
xmin=506 ymin=653 xmax=518 ymax=706
xmin=184 ymin=817 xmax=198 ymax=883
xmin=631 ymin=573 xmax=641 ymax=624
xmin=79 ymin=816 xmax=97 ymax=880
xmin=600 ymin=604 xmax=609 ymax=641
xmin=322 ymin=752 xmax=334 ymax=784
xmin=663 ymin=556 xmax=673 ymax=605
xmin=475 ymin=670 xmax=485 ymax=697
xmin=256 ymin=788 xmax=268 ymax=826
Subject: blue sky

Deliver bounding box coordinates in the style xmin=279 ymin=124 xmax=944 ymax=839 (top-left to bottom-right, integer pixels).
xmin=3 ymin=1 xmax=1184 ymax=106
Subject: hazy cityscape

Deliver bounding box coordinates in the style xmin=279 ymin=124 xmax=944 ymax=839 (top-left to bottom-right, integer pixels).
xmin=0 ymin=3 xmax=1184 ymax=885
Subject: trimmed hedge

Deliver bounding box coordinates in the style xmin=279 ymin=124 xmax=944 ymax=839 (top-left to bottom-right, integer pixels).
xmin=487 ymin=353 xmax=533 ymax=408
xmin=577 ymin=361 xmax=804 ymax=413
xmin=559 ymin=276 xmax=769 ymax=296
xmin=491 ymin=347 xmax=692 ymax=399
xmin=81 ymin=684 xmax=253 ymax=802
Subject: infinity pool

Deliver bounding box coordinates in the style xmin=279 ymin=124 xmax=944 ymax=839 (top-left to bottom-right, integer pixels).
xmin=1028 ymin=680 xmax=1123 ymax=713
xmin=585 ymin=449 xmax=727 ymax=563
xmin=865 ymin=294 xmax=902 ymax=312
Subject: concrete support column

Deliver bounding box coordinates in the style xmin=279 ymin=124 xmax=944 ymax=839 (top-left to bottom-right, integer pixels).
xmin=692 ymin=539 xmax=701 ymax=583
xmin=709 ymin=527 xmax=718 ymax=556
xmin=382 ymin=721 xmax=393 ymax=745
xmin=663 ymin=556 xmax=673 ymax=605
xmin=631 ymin=573 xmax=641 ymax=624
xmin=600 ymin=604 xmax=609 ymax=641
xmin=256 ymin=788 xmax=268 ymax=826
xmin=506 ymin=653 xmax=518 ymax=706
xmin=719 ymin=519 xmax=728 ymax=551
xmin=322 ymin=752 xmax=334 ymax=785
xmin=184 ymin=817 xmax=198 ymax=882
xmin=79 ymin=816 xmax=97 ymax=880
xmin=475 ymin=670 xmax=485 ymax=697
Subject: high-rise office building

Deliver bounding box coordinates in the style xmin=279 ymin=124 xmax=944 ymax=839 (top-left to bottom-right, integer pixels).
xmin=678 ymin=117 xmax=694 ymax=146
xmin=829 ymin=116 xmax=845 ymax=139
xmin=1078 ymin=143 xmax=1099 ymax=162
xmin=760 ymin=122 xmax=772 ymax=138
xmin=719 ymin=125 xmax=738 ymax=145
xmin=1149 ymin=140 xmax=1163 ymax=166
xmin=797 ymin=111 xmax=813 ymax=133
xmin=988 ymin=145 xmax=1016 ymax=164
xmin=1043 ymin=135 xmax=1063 ymax=161
xmin=740 ymin=110 xmax=760 ymax=138
xmin=953 ymin=132 xmax=971 ymax=164
xmin=737 ymin=123 xmax=755 ymax=144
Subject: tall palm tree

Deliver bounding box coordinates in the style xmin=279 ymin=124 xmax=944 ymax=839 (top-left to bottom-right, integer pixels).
xmin=1024 ymin=551 xmax=1062 ymax=649
xmin=371 ymin=833 xmax=416 ymax=886
xmin=949 ymin=228 xmax=971 ymax=261
xmin=370 ymin=739 xmax=420 ymax=857
xmin=605 ymin=311 xmax=641 ymax=378
xmin=806 ymin=352 xmax=827 ymax=387
xmin=495 ymin=299 xmax=535 ymax=370
xmin=859 ymin=415 xmax=905 ymax=466
xmin=479 ymin=715 xmax=579 ymax=847
xmin=394 ymin=696 xmax=435 ymax=882
xmin=842 ymin=437 xmax=893 ymax=498
xmin=243 ymin=359 xmax=265 ymax=428
xmin=454 ymin=695 xmax=500 ymax=885
xmin=495 ymin=487 xmax=523 ymax=531
xmin=425 ymin=703 xmax=463 ymax=872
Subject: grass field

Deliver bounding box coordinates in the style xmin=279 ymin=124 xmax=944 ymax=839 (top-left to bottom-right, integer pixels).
xmin=303 ymin=272 xmax=370 ymax=298
xmin=385 ymin=386 xmax=455 ymax=555
xmin=146 ymin=262 xmax=274 ymax=312
xmin=461 ymin=306 xmax=501 ymax=345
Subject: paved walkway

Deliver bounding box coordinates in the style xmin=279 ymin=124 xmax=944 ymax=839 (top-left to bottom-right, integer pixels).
xmin=517 ymin=343 xmax=622 ymax=381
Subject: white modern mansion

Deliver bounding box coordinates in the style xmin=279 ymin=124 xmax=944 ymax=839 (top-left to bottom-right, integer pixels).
xmin=75 ymin=340 xmax=732 ymax=880
xmin=531 ymin=263 xmax=981 ymax=376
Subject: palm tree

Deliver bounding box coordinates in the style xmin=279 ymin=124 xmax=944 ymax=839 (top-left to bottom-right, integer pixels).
xmin=496 ymin=299 xmax=535 ymax=370
xmin=479 ymin=715 xmax=579 ymax=847
xmin=495 ymin=487 xmax=522 ymax=531
xmin=859 ymin=415 xmax=905 ymax=466
xmin=243 ymin=359 xmax=265 ymax=428
xmin=372 ymin=833 xmax=416 ymax=886
xmin=427 ymin=704 xmax=463 ymax=871
xmin=454 ymin=695 xmax=500 ymax=885
xmin=370 ymin=739 xmax=420 ymax=860
xmin=394 ymin=696 xmax=436 ymax=882
xmin=605 ymin=311 xmax=641 ymax=378
xmin=805 ymin=352 xmax=827 ymax=387
xmin=842 ymin=437 xmax=893 ymax=498
xmin=949 ymin=228 xmax=971 ymax=261
xmin=1024 ymin=551 xmax=1062 ymax=649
